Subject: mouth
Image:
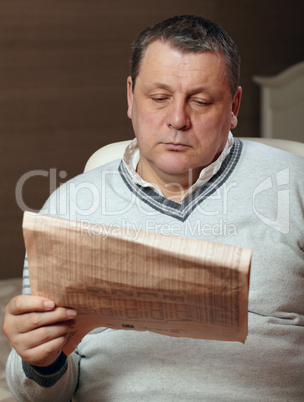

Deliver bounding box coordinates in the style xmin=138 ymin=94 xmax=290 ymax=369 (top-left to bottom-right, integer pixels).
xmin=163 ymin=143 xmax=191 ymax=151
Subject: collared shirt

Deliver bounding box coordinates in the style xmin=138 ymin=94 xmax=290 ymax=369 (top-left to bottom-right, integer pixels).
xmin=123 ymin=132 xmax=234 ymax=202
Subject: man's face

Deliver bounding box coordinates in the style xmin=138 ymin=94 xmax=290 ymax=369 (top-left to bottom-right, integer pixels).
xmin=127 ymin=40 xmax=241 ymax=186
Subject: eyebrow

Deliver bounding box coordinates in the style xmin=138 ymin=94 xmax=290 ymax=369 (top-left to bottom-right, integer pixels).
xmin=146 ymin=82 xmax=173 ymax=92
xmin=146 ymin=82 xmax=210 ymax=95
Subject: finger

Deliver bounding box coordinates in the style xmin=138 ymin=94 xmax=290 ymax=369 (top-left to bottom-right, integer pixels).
xmin=15 ymin=307 xmax=77 ymax=334
xmin=21 ymin=334 xmax=69 ymax=367
xmin=14 ymin=320 xmax=74 ymax=352
xmin=6 ymin=295 xmax=56 ymax=315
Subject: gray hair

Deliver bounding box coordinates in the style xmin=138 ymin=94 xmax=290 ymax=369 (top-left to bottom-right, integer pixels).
xmin=130 ymin=15 xmax=241 ymax=97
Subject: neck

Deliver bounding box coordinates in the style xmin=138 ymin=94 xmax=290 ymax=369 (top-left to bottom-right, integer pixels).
xmin=137 ymin=159 xmax=198 ymax=203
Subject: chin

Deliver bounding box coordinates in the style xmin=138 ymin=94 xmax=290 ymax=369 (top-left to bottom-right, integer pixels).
xmin=157 ymin=155 xmax=202 ymax=173
xmin=159 ymin=163 xmax=199 ymax=178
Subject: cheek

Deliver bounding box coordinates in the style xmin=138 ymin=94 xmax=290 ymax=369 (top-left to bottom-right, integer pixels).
xmin=195 ymin=109 xmax=231 ymax=137
xmin=192 ymin=112 xmax=231 ymax=158
xmin=192 ymin=114 xmax=219 ymax=141
xmin=135 ymin=109 xmax=164 ymax=138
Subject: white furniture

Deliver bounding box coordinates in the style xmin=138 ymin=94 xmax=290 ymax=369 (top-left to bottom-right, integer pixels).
xmin=253 ymin=61 xmax=304 ymax=142
xmin=84 ymin=140 xmax=132 ymax=172
xmin=84 ymin=137 xmax=304 ymax=172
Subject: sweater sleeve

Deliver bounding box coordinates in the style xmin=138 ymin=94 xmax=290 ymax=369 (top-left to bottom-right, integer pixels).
xmin=6 ymin=347 xmax=80 ymax=401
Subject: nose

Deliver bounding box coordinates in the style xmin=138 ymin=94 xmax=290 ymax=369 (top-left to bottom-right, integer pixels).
xmin=166 ymin=99 xmax=191 ymax=131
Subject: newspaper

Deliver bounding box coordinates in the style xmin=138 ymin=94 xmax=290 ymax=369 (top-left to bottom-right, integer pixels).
xmin=23 ymin=212 xmax=252 ymax=354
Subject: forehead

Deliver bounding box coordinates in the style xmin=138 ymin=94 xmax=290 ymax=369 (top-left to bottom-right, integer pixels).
xmin=137 ymin=40 xmax=228 ymax=89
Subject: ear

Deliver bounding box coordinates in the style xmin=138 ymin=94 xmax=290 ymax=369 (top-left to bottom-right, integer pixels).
xmin=127 ymin=76 xmax=133 ymax=120
xmin=230 ymin=86 xmax=242 ymax=129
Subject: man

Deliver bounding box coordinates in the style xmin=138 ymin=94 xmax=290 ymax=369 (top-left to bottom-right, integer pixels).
xmin=4 ymin=15 xmax=304 ymax=401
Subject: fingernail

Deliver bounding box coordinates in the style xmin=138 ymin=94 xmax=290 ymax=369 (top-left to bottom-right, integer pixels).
xmin=66 ymin=309 xmax=77 ymax=318
xmin=44 ymin=301 xmax=55 ymax=309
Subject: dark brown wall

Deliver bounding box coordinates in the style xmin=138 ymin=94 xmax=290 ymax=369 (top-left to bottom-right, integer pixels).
xmin=1 ymin=0 xmax=303 ymax=279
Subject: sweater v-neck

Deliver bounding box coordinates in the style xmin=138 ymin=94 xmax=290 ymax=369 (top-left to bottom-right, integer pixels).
xmin=119 ymin=139 xmax=243 ymax=222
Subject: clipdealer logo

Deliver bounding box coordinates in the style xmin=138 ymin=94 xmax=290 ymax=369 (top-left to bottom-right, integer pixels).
xmin=15 ymin=168 xmax=68 ymax=213
xmin=14 ymin=167 xmax=290 ymax=235
xmin=253 ymin=168 xmax=290 ymax=234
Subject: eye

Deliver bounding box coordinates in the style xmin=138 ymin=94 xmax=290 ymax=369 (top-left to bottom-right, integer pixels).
xmin=191 ymin=98 xmax=212 ymax=107
xmin=151 ymin=96 xmax=169 ymax=103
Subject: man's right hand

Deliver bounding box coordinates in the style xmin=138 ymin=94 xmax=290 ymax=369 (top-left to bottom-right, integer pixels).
xmin=3 ymin=295 xmax=77 ymax=367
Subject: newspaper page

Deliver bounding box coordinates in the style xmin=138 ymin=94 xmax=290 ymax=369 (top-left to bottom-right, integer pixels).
xmin=23 ymin=212 xmax=252 ymax=355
